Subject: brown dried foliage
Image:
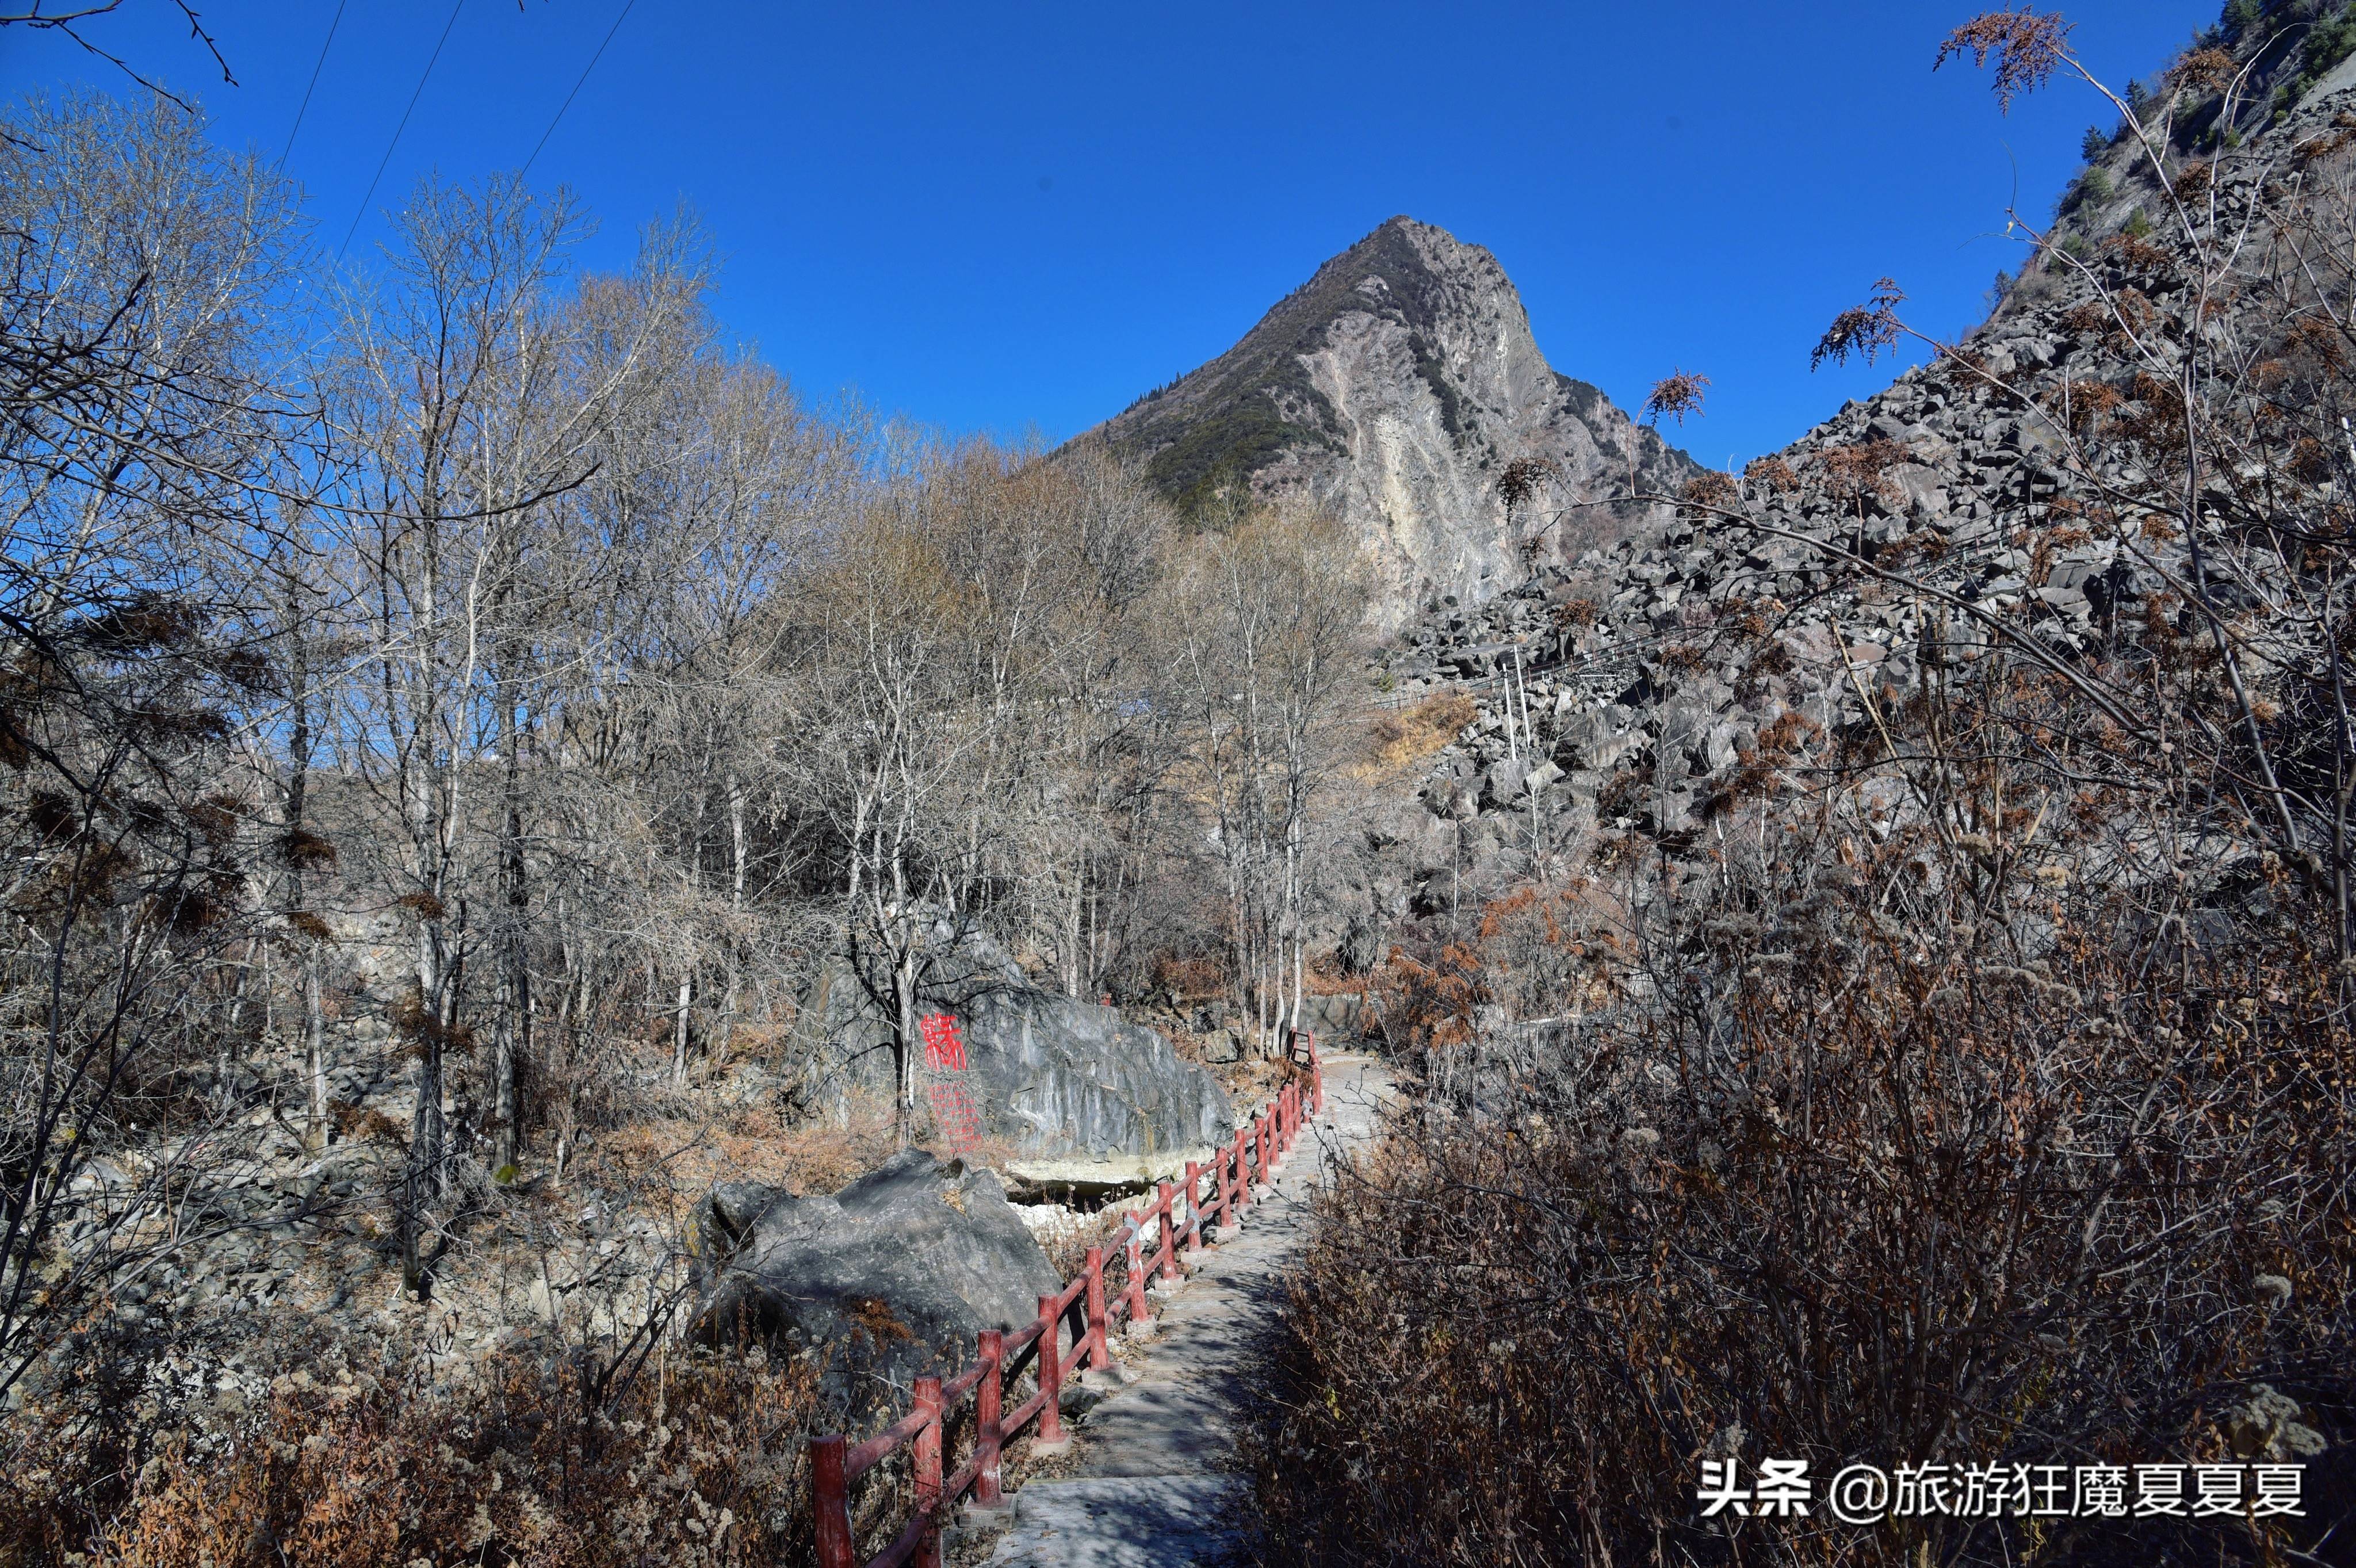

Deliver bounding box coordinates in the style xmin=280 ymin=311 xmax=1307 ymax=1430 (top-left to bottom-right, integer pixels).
xmin=1678 ymin=470 xmax=1739 ymax=521
xmin=1367 ymin=692 xmax=1478 ymax=771
xmin=1550 ymin=596 xmax=1599 ymax=632
xmin=1260 ymin=844 xmax=2353 ymax=1566
xmin=1935 ymin=9 xmax=2075 ymax=113
xmin=5 ymin=1350 xmax=824 ymax=1567
xmin=2168 ymin=46 xmax=2235 ymax=94
xmin=1812 ymin=278 xmax=1906 ymax=371
xmin=1495 ymin=455 xmax=1559 ymax=513
xmin=1644 ymin=368 xmax=1711 ymax=426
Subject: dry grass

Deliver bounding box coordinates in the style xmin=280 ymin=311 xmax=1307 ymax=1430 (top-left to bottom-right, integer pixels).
xmin=1355 ymin=692 xmax=1476 ymax=779
xmin=569 ymin=1093 xmax=911 ymax=1204
xmin=7 ymin=1348 xmax=825 ymax=1567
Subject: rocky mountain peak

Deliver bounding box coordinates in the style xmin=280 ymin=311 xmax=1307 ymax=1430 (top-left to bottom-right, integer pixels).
xmin=1093 ymin=217 xmax=1696 ymax=629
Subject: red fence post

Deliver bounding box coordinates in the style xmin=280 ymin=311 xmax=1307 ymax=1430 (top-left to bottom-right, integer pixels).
xmin=1155 ymin=1180 xmax=1183 ymax=1284
xmin=1084 ymin=1245 xmax=1108 ymax=1367
xmin=975 ymin=1328 xmax=1005 ymax=1509
xmin=1124 ymin=1222 xmax=1152 ymax=1326
xmin=805 ymin=1042 xmax=1358 ymax=1568
xmin=913 ymin=1375 xmax=943 ymax=1568
xmin=1036 ymin=1292 xmax=1066 ymax=1445
xmin=810 ymin=1433 xmax=855 ymax=1568
xmin=1181 ymin=1160 xmax=1202 ymax=1253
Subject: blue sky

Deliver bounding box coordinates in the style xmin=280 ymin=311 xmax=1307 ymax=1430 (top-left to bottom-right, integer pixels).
xmin=1 ymin=1 xmax=2218 ymax=466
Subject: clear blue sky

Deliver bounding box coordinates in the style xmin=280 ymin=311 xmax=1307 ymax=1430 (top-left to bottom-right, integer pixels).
xmin=0 ymin=1 xmax=2219 ymax=466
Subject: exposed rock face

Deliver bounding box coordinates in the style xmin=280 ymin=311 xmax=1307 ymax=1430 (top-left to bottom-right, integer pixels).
xmin=691 ymin=1151 xmax=1059 ymax=1406
xmin=1332 ymin=74 xmax=2356 ymax=943
xmin=1091 ymin=217 xmax=1698 ymax=628
xmin=962 ymin=986 xmax=1233 ymax=1157
xmin=785 ymin=927 xmax=1233 ymax=1160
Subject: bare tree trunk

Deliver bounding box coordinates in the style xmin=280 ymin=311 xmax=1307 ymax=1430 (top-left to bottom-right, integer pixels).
xmin=724 ymin=770 xmax=746 ymax=1050
xmin=282 ymin=569 xmax=332 ymax=1154
xmin=303 ymin=953 xmax=329 ymax=1153
xmin=493 ymin=648 xmax=527 ymax=1172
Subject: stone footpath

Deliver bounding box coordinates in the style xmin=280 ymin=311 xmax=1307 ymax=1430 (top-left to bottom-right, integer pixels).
xmin=970 ymin=1057 xmax=1391 ymax=1567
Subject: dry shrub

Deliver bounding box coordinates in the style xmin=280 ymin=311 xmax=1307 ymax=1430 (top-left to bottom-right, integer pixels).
xmin=1259 ymin=859 xmax=2355 ymax=1567
xmin=1366 ymin=693 xmax=1478 ymax=772
xmin=1374 ymin=939 xmax=1488 ymax=1054
xmin=1552 ymin=595 xmax=1600 ymax=630
xmin=1645 ymin=369 xmax=1712 ymax=426
xmin=1153 ymin=953 xmax=1229 ymax=997
xmin=22 ymin=1349 xmax=825 ymax=1568
xmin=757 ymin=1094 xmax=902 ymax=1196
xmin=1679 ymin=471 xmax=1741 ymax=522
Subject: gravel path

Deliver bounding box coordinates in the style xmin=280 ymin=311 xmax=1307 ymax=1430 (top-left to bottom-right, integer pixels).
xmin=973 ymin=1057 xmax=1392 ymax=1568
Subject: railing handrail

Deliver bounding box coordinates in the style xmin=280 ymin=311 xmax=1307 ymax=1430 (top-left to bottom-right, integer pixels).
xmin=807 ymin=1033 xmax=1327 ymax=1568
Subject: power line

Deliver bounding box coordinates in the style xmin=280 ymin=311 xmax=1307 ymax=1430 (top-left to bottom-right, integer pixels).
xmin=338 ymin=0 xmax=466 ymax=262
xmin=521 ymin=0 xmax=636 ymax=178
xmin=281 ymin=0 xmax=348 ymax=163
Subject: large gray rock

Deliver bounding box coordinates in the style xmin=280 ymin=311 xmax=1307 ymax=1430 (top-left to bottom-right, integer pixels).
xmin=1294 ymin=992 xmax=1366 ymax=1041
xmin=690 ymin=1150 xmax=1060 ymax=1407
xmin=964 ymin=988 xmax=1233 ymax=1157
xmin=784 ymin=924 xmax=1234 ymax=1160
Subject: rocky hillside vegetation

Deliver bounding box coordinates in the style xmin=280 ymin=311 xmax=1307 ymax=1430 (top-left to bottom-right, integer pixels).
xmin=1261 ymin=6 xmax=2356 ymax=1566
xmin=0 ymin=87 xmax=1379 ymax=1567
xmin=11 ymin=5 xmax=2356 ymax=1567
xmin=1092 ymin=216 xmax=1699 ymax=627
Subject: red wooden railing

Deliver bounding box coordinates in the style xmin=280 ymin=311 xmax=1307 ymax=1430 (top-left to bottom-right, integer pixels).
xmin=809 ymin=1031 xmax=1328 ymax=1568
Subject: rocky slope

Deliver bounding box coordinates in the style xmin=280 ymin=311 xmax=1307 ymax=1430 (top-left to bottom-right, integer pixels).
xmin=1329 ymin=45 xmax=2356 ymax=943
xmin=1092 ymin=216 xmax=1698 ymax=628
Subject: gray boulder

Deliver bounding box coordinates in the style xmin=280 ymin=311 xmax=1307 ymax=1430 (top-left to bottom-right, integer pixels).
xmin=1479 ymin=757 xmax=1529 ymax=809
xmin=1556 ymin=707 xmax=1644 ymax=772
xmin=784 ymin=924 xmax=1233 ymax=1160
xmin=1294 ymin=992 xmax=1365 ymax=1041
xmin=963 ymin=986 xmax=1232 ymax=1157
xmin=691 ymin=1150 xmax=1060 ymax=1408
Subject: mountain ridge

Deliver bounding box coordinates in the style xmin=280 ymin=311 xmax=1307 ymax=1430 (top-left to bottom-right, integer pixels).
xmin=1088 ymin=216 xmax=1699 ymax=628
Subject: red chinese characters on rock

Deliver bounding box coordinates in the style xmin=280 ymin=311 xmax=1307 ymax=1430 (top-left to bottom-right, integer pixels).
xmin=920 ymin=1012 xmax=979 ymax=1153
xmin=920 ymin=1011 xmax=967 ymax=1072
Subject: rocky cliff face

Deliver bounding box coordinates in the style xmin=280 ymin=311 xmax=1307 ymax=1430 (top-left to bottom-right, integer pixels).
xmin=1326 ymin=56 xmax=2356 ymax=944
xmin=1092 ymin=217 xmax=1697 ymax=628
